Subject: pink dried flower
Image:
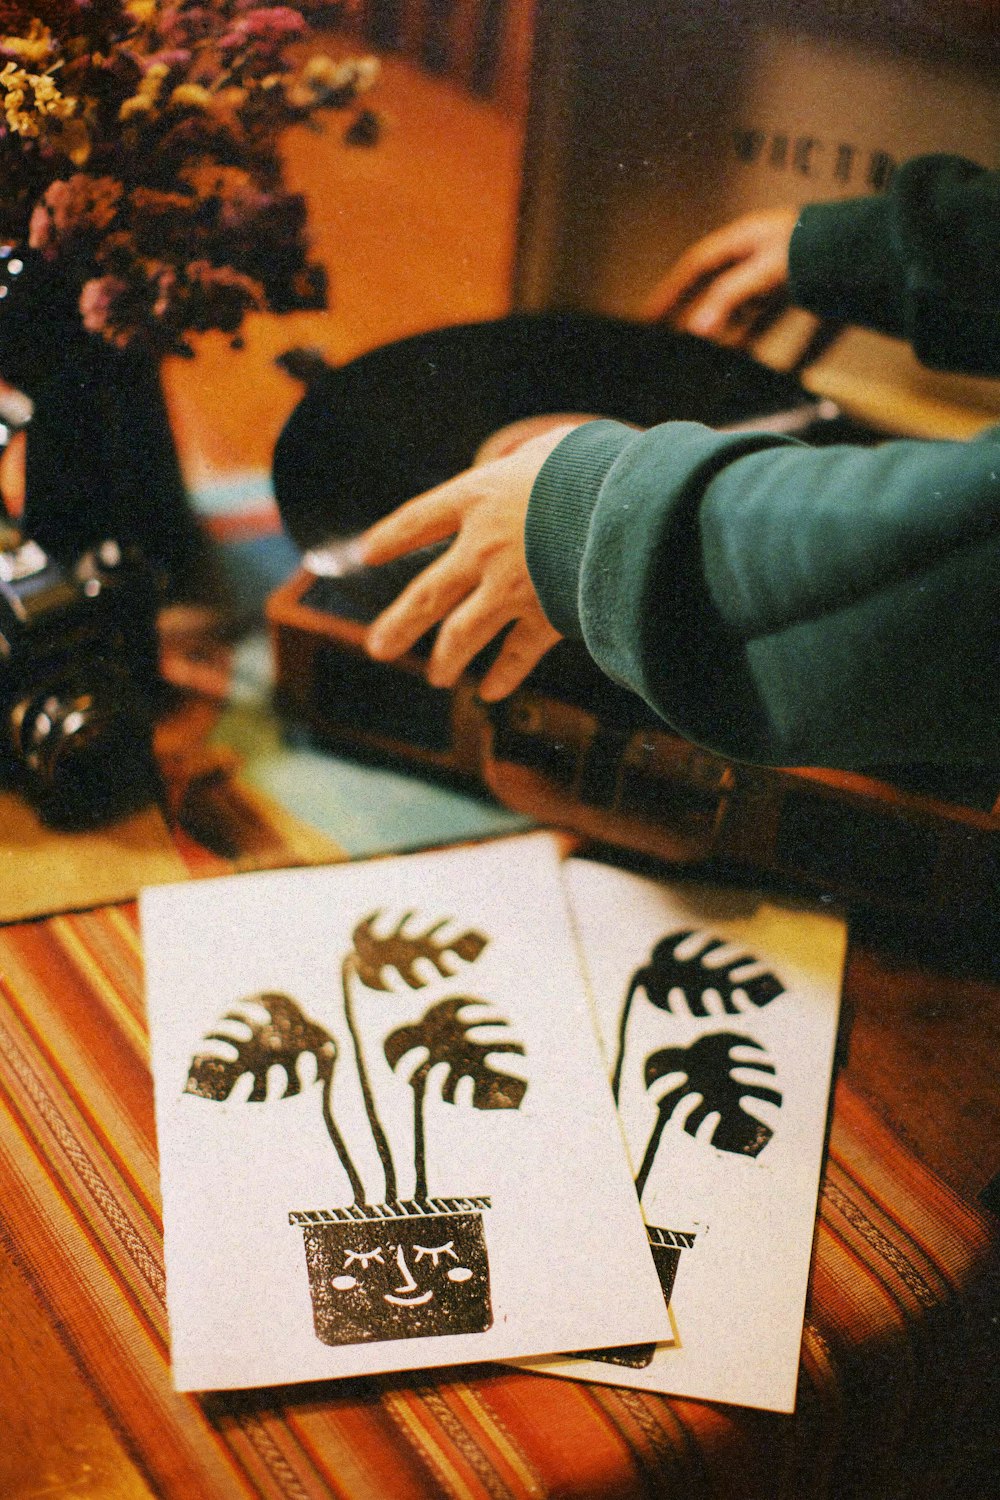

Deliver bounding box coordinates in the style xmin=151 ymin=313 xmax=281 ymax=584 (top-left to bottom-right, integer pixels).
xmin=184 ymin=257 xmax=263 ymax=330
xmin=219 ymin=6 xmax=307 ymax=46
xmin=28 ymin=172 xmax=122 ymax=254
xmin=79 ymin=271 xmax=126 ymax=333
xmin=181 ymin=162 xmax=269 ymax=230
xmin=156 ymin=4 xmax=216 ymax=48
xmin=0 ymin=0 xmax=373 ymax=349
xmin=141 ymin=48 xmax=191 ymax=74
xmin=218 ymin=4 xmax=306 ymax=69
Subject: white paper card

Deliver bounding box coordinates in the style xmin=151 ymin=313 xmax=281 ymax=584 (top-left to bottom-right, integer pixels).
xmin=142 ymin=833 xmax=668 ymax=1391
xmin=521 ymin=859 xmax=845 ymax=1413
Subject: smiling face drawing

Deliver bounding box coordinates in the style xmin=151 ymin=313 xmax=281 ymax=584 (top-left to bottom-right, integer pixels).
xmin=301 ymin=1211 xmax=493 ymax=1344
xmin=334 ymin=1238 xmax=473 ymax=1305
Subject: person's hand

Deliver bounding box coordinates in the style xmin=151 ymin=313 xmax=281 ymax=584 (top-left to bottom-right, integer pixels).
xmin=644 ymin=208 xmax=798 ymax=344
xmin=361 ymin=422 xmax=584 ymax=701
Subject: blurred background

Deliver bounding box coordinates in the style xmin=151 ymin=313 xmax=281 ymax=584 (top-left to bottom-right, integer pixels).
xmin=163 ymin=0 xmax=1000 ymax=513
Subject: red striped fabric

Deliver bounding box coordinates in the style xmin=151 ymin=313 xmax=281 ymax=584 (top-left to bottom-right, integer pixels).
xmin=0 ymin=895 xmax=996 ymax=1499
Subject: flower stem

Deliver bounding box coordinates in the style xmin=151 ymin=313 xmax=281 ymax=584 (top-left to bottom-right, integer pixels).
xmin=611 ymin=978 xmax=641 ymax=1103
xmin=342 ymin=955 xmax=397 ymax=1202
xmin=321 ymin=1070 xmax=366 ymax=1205
xmin=411 ymin=1065 xmax=429 ymax=1203
xmin=634 ymin=1106 xmax=667 ymax=1200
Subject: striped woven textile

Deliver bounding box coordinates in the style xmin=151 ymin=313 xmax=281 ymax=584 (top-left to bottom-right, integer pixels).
xmin=0 ymin=896 xmax=996 ymax=1499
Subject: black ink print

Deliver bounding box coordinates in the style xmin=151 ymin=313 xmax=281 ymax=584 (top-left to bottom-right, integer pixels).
xmin=343 ymin=912 xmax=489 ymax=1202
xmin=581 ymin=1340 xmax=657 ymax=1369
xmin=294 ymin=1199 xmax=493 ymax=1344
xmin=646 ymin=1224 xmax=697 ymax=1306
xmin=589 ymin=927 xmax=785 ymax=1369
xmin=384 ymin=998 xmax=527 ymax=1201
xmin=611 ymin=930 xmax=785 ymax=1100
xmin=637 ymin=1033 xmax=781 ymax=1193
xmin=351 ymin=911 xmax=487 ymax=990
xmin=185 ymin=992 xmax=365 ymax=1202
xmin=186 ymin=909 xmax=526 ymax=1349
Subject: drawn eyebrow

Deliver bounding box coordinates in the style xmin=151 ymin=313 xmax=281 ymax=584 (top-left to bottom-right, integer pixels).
xmin=344 ymin=1246 xmax=385 ymax=1268
xmin=413 ymin=1241 xmax=458 ymax=1266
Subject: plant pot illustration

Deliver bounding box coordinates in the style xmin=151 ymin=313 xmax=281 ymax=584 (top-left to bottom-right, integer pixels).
xmin=291 ymin=1197 xmax=493 ymax=1345
xmin=582 ymin=1340 xmax=656 ymax=1370
xmin=646 ymin=1224 xmax=695 ymax=1306
xmin=186 ymin=908 xmax=527 ymax=1349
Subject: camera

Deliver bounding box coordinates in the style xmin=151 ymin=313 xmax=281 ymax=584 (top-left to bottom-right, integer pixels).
xmin=0 ymin=526 xmax=162 ymax=828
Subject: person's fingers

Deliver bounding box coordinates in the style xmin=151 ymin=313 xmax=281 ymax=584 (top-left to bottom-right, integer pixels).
xmin=477 ymin=615 xmax=562 ymax=701
xmin=424 ymin=584 xmax=513 ymax=688
xmin=359 ymin=477 xmax=469 ymax=566
xmin=365 ymin=548 xmax=477 ymax=659
xmin=644 ymin=210 xmax=797 ymax=327
xmin=643 ymin=224 xmax=750 ymax=320
xmin=679 ymin=255 xmax=788 ymax=338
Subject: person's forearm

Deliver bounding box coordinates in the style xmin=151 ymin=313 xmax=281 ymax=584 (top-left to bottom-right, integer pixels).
xmin=526 ymin=419 xmax=1000 ymax=768
xmin=789 ymin=153 xmax=1000 ymax=373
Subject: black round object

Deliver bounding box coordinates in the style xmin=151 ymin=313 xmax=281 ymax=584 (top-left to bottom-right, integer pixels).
xmin=11 ymin=670 xmax=159 ymax=829
xmin=273 ymin=312 xmax=808 ymax=550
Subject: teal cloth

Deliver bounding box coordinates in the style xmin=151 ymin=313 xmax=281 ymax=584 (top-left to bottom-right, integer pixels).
xmin=526 ymin=155 xmax=1000 ymax=771
xmin=791 ymin=154 xmax=1000 ymax=374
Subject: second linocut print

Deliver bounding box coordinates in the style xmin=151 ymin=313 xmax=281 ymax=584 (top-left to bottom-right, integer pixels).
xmin=523 ymin=858 xmax=846 ymax=1412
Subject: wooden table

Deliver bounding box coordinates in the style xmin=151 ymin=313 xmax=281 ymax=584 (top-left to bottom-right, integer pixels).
xmin=2 ymin=882 xmax=997 ymax=1500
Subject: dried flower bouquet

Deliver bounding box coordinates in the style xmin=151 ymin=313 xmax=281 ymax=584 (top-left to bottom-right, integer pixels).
xmin=0 ymin=0 xmax=378 ymax=353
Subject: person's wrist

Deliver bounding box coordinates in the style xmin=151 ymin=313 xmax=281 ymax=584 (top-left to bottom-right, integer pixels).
xmin=525 ymin=420 xmax=636 ymax=638
xmin=473 ymin=413 xmax=596 ymax=466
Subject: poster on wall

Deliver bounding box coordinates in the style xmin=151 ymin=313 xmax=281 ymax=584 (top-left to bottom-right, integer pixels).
xmin=519 ymin=858 xmax=846 ymax=1413
xmin=141 ymin=834 xmax=668 ymax=1392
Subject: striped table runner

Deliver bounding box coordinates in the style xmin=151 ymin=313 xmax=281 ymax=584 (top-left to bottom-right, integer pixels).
xmin=1 ymin=896 xmax=996 ymax=1499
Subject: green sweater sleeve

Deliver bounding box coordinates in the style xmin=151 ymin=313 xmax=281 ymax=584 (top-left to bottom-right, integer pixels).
xmin=525 ymin=418 xmax=1000 ymax=769
xmin=789 ymin=154 xmax=1000 ymax=373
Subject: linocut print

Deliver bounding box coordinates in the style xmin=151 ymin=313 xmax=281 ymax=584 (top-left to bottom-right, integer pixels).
xmin=141 ymin=834 xmax=667 ymax=1391
xmin=521 ymin=858 xmax=846 ymax=1413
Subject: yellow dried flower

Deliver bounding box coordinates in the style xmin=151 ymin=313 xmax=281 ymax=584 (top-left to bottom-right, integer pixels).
xmin=33 ymin=73 xmax=73 ymax=119
xmin=0 ymin=59 xmax=74 ymax=138
xmin=0 ymin=20 xmax=55 ymax=68
xmin=169 ymin=82 xmax=211 ymax=110
xmin=285 ymin=53 xmax=381 ymax=110
xmin=118 ymin=92 xmax=154 ymax=121
xmin=215 ymin=85 xmax=247 ymax=111
xmin=304 ymin=54 xmax=380 ymax=92
xmin=124 ymin=0 xmax=157 ymax=22
xmin=62 ymin=114 xmax=91 ymax=165
xmin=118 ymin=63 xmax=167 ymax=122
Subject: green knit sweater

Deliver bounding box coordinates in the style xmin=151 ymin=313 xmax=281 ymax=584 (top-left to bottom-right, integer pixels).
xmin=525 ymin=156 xmax=1000 ymax=769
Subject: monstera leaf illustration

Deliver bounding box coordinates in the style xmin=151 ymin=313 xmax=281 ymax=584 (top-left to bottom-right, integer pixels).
xmin=342 ymin=912 xmax=490 ymax=1203
xmin=634 ymin=1031 xmax=781 ymax=1195
xmin=611 ymin=930 xmax=786 ymax=1099
xmin=185 ymin=992 xmax=364 ymax=1202
xmin=351 ymin=912 xmax=488 ymax=991
xmin=385 ymin=998 xmax=527 ymax=1200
